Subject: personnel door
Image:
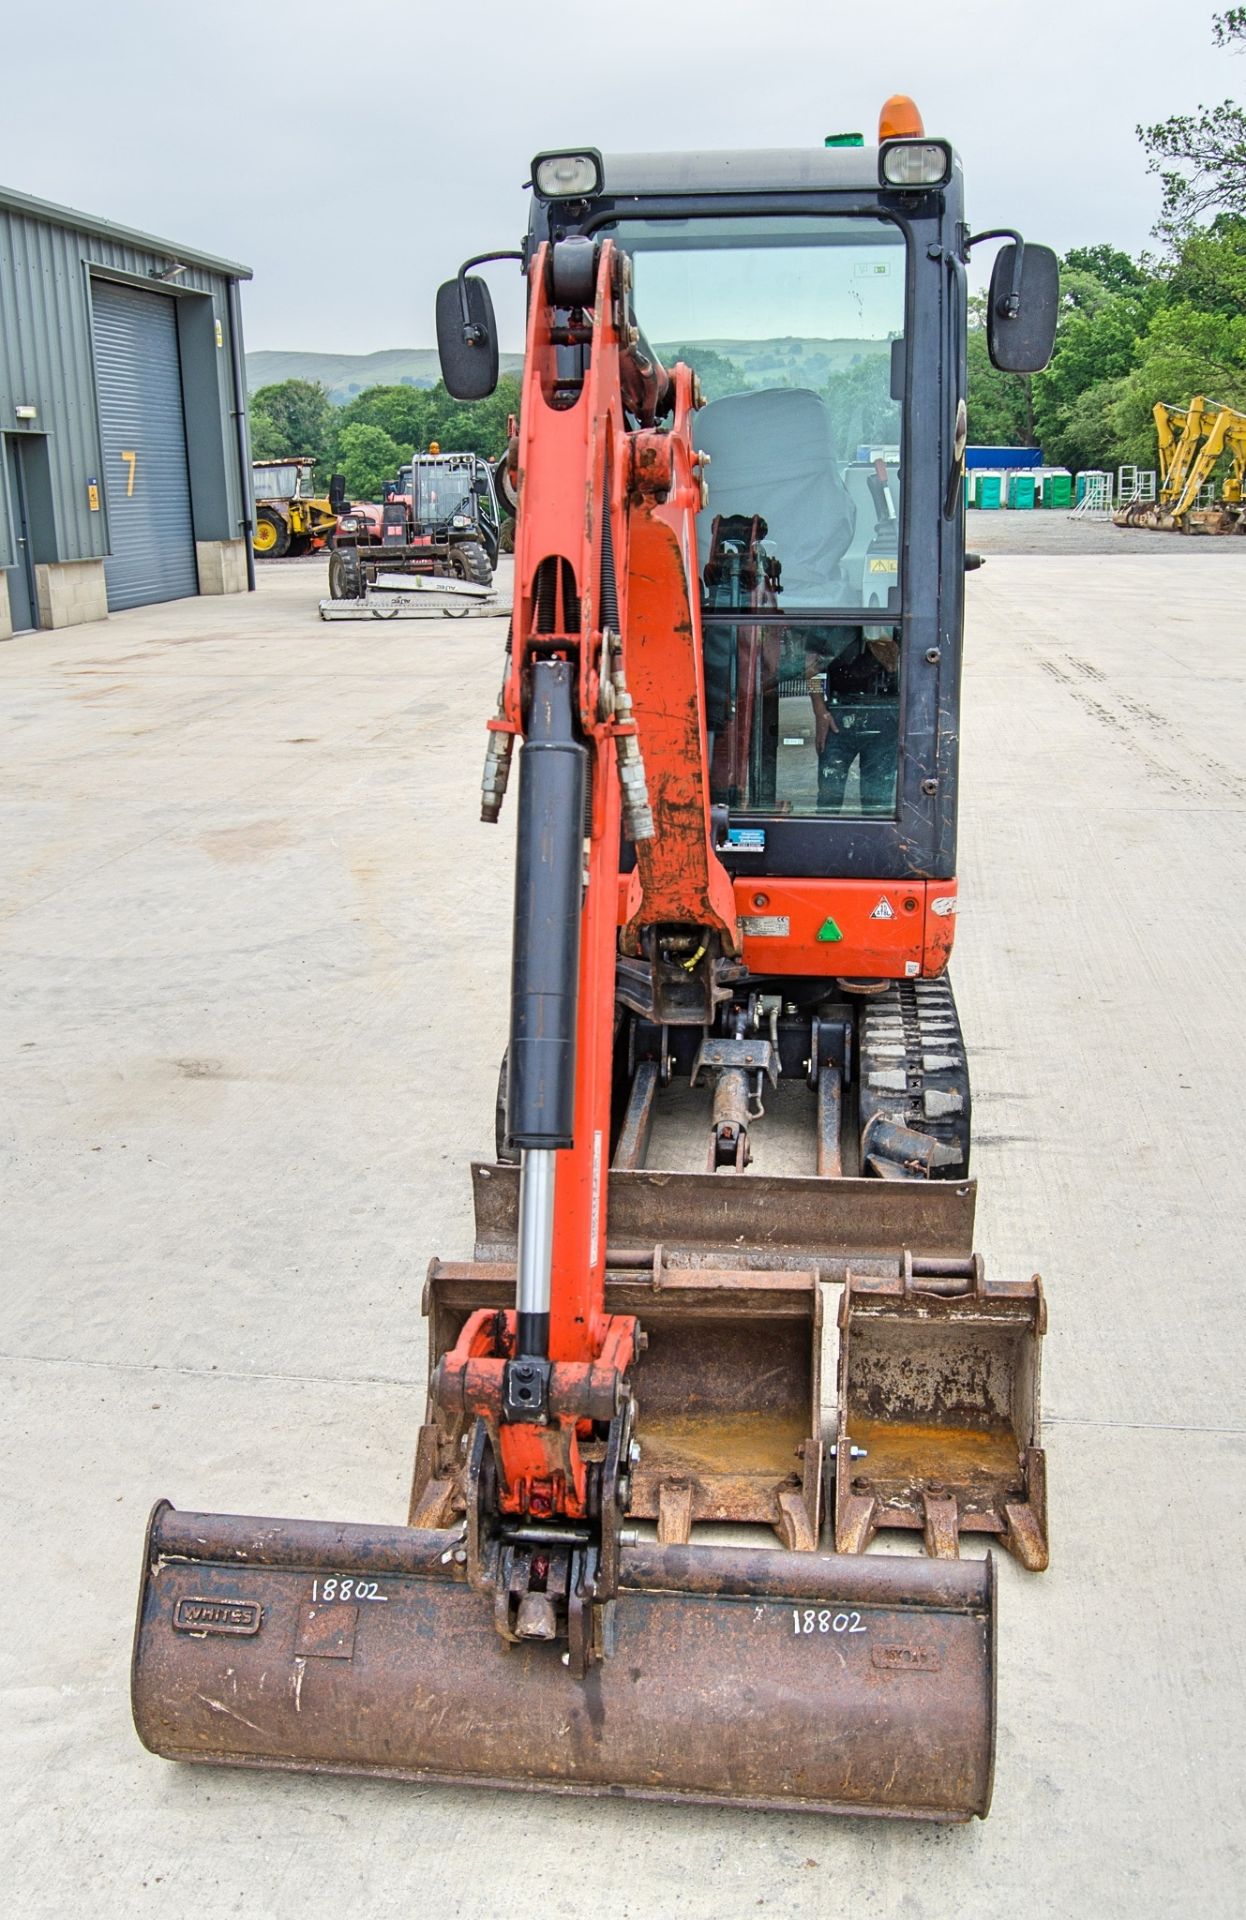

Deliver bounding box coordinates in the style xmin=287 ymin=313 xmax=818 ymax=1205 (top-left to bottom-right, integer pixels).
xmin=3 ymin=437 xmax=39 ymax=632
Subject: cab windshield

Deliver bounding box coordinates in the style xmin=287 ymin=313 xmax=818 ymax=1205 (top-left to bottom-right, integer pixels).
xmin=613 ymin=213 xmax=904 ymax=616
xmin=414 ymin=459 xmax=474 ymax=523
xmin=612 ymin=212 xmax=906 ymax=821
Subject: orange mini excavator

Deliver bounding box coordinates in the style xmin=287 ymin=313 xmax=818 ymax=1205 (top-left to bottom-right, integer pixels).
xmin=133 ymin=103 xmax=1060 ymax=1819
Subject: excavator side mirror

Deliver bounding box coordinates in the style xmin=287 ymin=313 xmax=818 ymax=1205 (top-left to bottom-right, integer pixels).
xmin=987 ymin=242 xmax=1059 ymax=374
xmin=436 ymin=273 xmax=499 ymax=401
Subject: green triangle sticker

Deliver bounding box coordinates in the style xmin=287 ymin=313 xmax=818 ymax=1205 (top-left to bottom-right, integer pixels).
xmin=816 ymin=916 xmax=843 ymax=943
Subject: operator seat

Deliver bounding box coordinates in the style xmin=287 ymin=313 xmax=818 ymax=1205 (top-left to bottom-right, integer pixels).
xmin=693 ymin=387 xmax=857 ymax=606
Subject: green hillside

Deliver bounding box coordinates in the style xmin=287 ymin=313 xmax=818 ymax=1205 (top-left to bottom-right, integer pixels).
xmin=246 ymin=347 xmax=524 ymax=405
xmin=247 ymin=337 xmax=885 ymax=406
xmin=655 ymin=337 xmax=889 ymax=385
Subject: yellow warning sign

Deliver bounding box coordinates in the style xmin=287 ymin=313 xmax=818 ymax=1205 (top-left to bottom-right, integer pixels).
xmin=868 ymin=557 xmax=897 ymax=573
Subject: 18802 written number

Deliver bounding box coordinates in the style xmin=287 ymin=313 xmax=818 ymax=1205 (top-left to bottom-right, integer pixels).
xmin=792 ymin=1608 xmax=867 ymax=1635
xmin=310 ymin=1577 xmax=387 ymax=1603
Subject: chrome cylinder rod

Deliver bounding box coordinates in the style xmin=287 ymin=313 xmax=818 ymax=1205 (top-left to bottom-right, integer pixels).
xmin=515 ymin=1147 xmax=556 ymax=1356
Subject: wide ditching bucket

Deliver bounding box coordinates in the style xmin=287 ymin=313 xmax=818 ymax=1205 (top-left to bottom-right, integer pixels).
xmin=133 ymin=1502 xmax=995 ymax=1819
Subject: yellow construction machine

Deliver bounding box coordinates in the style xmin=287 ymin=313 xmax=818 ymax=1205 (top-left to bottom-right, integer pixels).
xmin=1116 ymin=396 xmax=1246 ymax=533
xmin=252 ymin=458 xmax=342 ymax=557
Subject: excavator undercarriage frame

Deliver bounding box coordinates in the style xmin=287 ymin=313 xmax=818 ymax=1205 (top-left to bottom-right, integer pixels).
xmin=133 ymin=132 xmax=1052 ymax=1823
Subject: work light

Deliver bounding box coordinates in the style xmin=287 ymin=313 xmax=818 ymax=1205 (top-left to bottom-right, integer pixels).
xmin=531 ymin=150 xmax=604 ymax=199
xmin=879 ymin=139 xmax=953 ymax=188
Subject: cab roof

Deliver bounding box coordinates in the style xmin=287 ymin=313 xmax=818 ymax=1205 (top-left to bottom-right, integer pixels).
xmin=597 ymin=146 xmax=914 ymax=197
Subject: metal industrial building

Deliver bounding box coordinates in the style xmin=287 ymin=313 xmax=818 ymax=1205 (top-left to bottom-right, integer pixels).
xmin=0 ymin=187 xmax=254 ymax=637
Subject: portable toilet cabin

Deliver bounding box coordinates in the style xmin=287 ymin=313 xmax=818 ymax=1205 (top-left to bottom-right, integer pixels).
xmin=1038 ymin=469 xmax=1073 ymax=508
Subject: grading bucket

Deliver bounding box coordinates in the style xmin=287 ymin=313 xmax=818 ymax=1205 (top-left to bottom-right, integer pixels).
xmin=133 ymin=1502 xmax=996 ymax=1820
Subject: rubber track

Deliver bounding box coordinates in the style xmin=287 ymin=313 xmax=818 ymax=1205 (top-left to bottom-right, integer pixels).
xmin=856 ymin=978 xmax=971 ymax=1177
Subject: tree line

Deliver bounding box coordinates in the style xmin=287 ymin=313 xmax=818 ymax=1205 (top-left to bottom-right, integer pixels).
xmin=969 ymin=8 xmax=1245 ymax=471
xmin=249 ymin=376 xmax=522 ymax=499
xmin=968 ymin=223 xmax=1245 ymax=472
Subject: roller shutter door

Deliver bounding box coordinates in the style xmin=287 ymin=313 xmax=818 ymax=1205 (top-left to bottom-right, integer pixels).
xmin=92 ymin=280 xmax=198 ymax=610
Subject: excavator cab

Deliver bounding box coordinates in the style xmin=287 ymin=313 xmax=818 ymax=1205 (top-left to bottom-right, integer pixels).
xmin=134 ymin=107 xmax=1059 ymax=1821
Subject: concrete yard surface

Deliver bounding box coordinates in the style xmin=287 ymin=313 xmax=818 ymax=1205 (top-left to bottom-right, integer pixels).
xmin=2 ymin=550 xmax=1244 ymax=1918
xmin=964 ymin=503 xmax=1246 ymax=555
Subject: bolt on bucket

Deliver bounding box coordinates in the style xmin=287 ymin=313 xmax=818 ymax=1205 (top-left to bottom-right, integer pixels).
xmin=133 ymin=1502 xmax=996 ymax=1820
xmin=835 ymin=1254 xmax=1048 ymax=1568
xmin=412 ymin=1255 xmax=824 ymax=1551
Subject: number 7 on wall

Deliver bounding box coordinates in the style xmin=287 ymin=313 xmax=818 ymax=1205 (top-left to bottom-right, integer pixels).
xmin=120 ymin=450 xmax=137 ymax=497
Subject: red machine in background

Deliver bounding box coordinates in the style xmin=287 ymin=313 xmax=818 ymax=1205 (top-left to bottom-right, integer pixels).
xmin=327 ymin=447 xmax=501 ymax=598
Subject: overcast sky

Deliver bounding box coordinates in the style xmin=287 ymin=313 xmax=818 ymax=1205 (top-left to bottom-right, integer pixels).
xmin=1 ymin=0 xmax=1237 ymax=354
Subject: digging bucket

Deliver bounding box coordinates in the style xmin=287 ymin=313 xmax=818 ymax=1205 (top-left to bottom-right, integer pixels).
xmin=835 ymin=1255 xmax=1048 ymax=1568
xmin=133 ymin=1501 xmax=996 ymax=1820
xmin=413 ymin=1256 xmax=825 ymax=1551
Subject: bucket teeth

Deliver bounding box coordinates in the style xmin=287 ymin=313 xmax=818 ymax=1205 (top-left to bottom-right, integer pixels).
xmin=515 ymin=1592 xmax=559 ymax=1640
xmin=922 ymin=1492 xmax=962 ymax=1560
xmin=656 ymin=1481 xmax=694 ymax=1545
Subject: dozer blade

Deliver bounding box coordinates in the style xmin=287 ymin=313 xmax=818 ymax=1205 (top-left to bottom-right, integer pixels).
xmin=469 ymin=1160 xmax=978 ymax=1280
xmin=133 ymin=1502 xmax=996 ymax=1820
xmin=835 ymin=1255 xmax=1048 ymax=1569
